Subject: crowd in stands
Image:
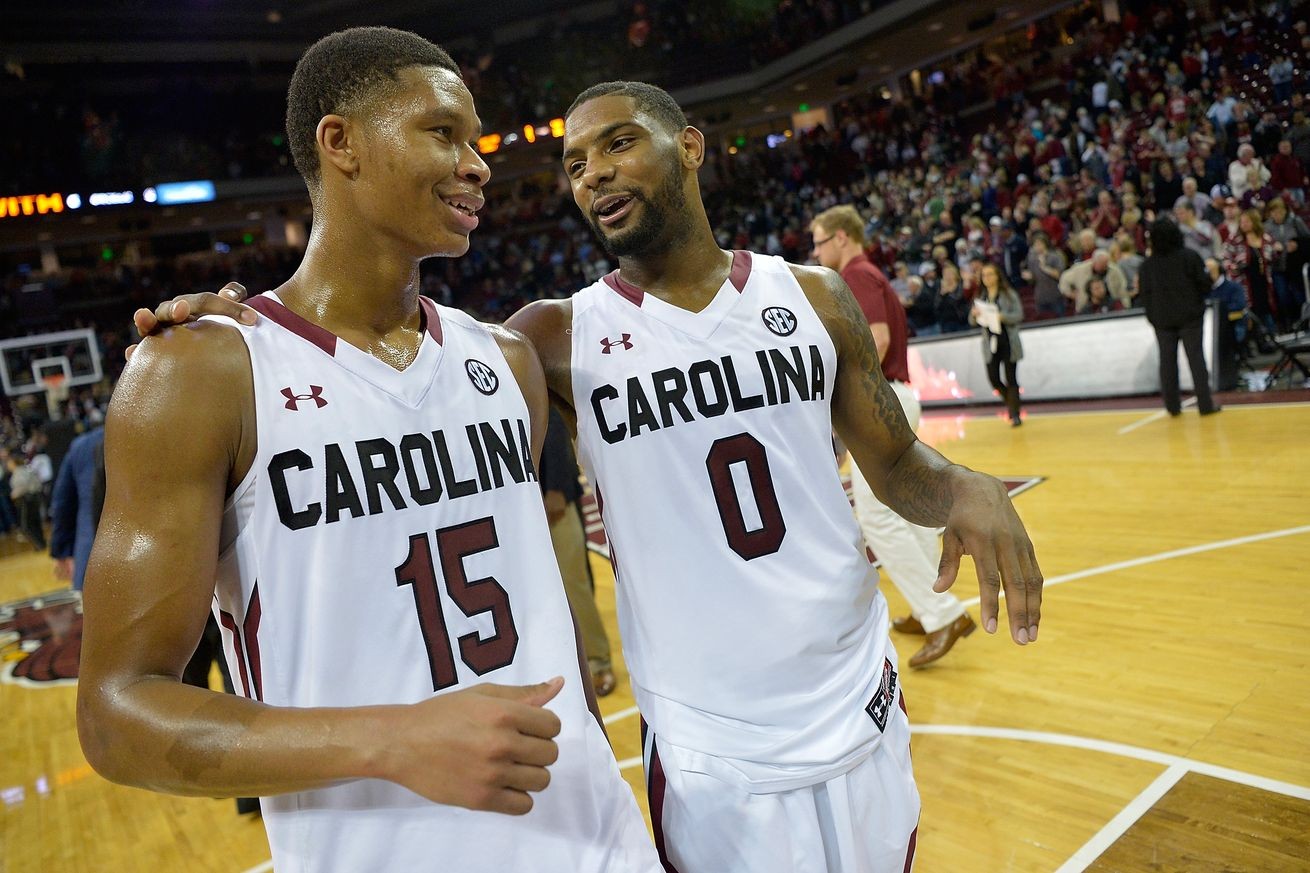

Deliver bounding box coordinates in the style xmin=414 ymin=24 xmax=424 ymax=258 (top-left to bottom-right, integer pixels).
xmin=6 ymin=1 xmax=1310 ymax=389
xmin=0 ymin=0 xmax=880 ymax=193
xmin=0 ymin=385 xmax=107 ymax=549
xmin=436 ymin=0 xmax=1310 ymax=336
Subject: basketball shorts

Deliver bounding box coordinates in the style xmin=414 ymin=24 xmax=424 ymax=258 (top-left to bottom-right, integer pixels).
xmin=641 ymin=697 xmax=919 ymax=873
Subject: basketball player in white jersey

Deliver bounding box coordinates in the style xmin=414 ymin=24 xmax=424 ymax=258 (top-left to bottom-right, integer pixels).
xmin=137 ymin=82 xmax=1045 ymax=872
xmin=76 ymin=30 xmax=659 ymax=873
xmin=505 ymin=83 xmax=1045 ymax=872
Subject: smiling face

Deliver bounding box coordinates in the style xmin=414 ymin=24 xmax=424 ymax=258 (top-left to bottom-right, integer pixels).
xmin=562 ymin=94 xmax=694 ymax=258
xmin=347 ymin=66 xmax=489 ymax=259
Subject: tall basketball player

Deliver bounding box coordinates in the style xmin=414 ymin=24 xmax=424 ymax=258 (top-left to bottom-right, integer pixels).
xmin=505 ymin=83 xmax=1044 ymax=872
xmin=134 ymin=82 xmax=1045 ymax=873
xmin=76 ymin=30 xmax=659 ymax=873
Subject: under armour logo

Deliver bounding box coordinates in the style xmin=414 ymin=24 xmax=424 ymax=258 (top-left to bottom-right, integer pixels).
xmin=465 ymin=359 xmax=500 ymax=395
xmin=761 ymin=306 xmax=797 ymax=337
xmin=281 ymin=386 xmax=327 ymax=410
xmin=600 ymin=334 xmax=634 ymax=354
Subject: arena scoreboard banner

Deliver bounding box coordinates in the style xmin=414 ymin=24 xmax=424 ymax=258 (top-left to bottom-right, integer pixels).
xmin=0 ymin=193 xmax=65 ymax=219
xmin=0 ymin=179 xmax=217 ymax=218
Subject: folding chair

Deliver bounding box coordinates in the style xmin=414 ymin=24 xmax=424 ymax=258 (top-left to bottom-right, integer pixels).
xmin=1264 ymin=299 xmax=1310 ymax=389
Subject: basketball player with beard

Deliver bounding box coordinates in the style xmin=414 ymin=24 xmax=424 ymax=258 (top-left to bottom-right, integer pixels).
xmin=506 ymin=81 xmax=1043 ymax=873
xmin=137 ymin=81 xmax=1044 ymax=872
xmin=76 ymin=31 xmax=659 ymax=873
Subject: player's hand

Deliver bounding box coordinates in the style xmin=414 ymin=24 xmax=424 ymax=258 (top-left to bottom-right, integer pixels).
xmin=381 ymin=677 xmax=565 ymax=815
xmin=125 ymin=282 xmax=256 ymax=360
xmin=53 ymin=557 xmax=74 ymax=580
xmin=933 ymin=471 xmax=1043 ymax=645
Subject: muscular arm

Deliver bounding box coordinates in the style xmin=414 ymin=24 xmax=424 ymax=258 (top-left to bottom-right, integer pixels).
xmin=76 ymin=323 xmax=387 ymax=796
xmin=492 ymin=325 xmax=551 ymax=465
xmin=792 ymin=265 xmax=1044 ymax=644
xmin=791 ymin=264 xmax=968 ymax=527
xmin=79 ymin=320 xmax=565 ymax=812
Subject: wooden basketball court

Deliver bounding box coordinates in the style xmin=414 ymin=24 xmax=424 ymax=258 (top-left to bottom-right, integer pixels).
xmin=3 ymin=397 xmax=1308 ymax=872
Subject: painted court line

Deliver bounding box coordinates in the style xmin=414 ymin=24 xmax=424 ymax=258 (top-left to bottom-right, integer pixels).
xmin=239 ymin=485 xmax=1310 ymax=873
xmin=241 ymin=723 xmax=1307 ymax=873
xmin=1052 ymin=763 xmax=1189 ymax=873
xmin=1116 ymin=396 xmax=1196 ymax=434
xmin=909 ymin=725 xmax=1310 ymax=800
xmin=602 ymin=705 xmax=639 ymax=725
xmin=960 ymin=523 xmax=1310 ymax=609
xmin=937 ymin=397 xmax=1310 ymax=426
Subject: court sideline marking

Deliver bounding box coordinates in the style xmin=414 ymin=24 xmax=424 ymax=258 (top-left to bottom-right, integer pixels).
xmin=958 ymin=523 xmax=1310 ymax=609
xmin=1116 ymin=396 xmax=1197 ymax=434
xmin=1054 ymin=763 xmax=1189 ymax=873
xmin=927 ymin=397 xmax=1309 ymax=425
xmin=239 ymin=722 xmax=1308 ymax=873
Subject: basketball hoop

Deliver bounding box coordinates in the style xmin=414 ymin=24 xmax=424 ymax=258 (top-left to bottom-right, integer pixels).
xmin=41 ymin=373 xmax=69 ymax=419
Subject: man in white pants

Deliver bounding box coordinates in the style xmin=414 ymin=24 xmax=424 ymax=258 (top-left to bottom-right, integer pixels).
xmin=812 ymin=206 xmax=976 ymax=667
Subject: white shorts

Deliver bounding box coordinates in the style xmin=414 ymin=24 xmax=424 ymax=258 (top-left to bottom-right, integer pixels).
xmin=641 ymin=696 xmax=919 ymax=873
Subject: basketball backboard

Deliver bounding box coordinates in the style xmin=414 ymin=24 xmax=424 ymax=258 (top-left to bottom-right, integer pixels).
xmin=0 ymin=329 xmax=103 ymax=396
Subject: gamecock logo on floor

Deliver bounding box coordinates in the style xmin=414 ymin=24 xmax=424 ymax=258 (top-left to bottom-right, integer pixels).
xmin=0 ymin=590 xmax=82 ymax=688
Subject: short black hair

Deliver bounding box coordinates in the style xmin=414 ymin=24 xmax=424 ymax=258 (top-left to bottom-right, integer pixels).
xmin=1148 ymin=217 xmax=1184 ymax=255
xmin=566 ymin=81 xmax=688 ymax=136
xmin=287 ymin=26 xmax=459 ymax=190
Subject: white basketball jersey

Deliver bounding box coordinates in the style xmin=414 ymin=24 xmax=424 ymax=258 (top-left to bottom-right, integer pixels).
xmin=571 ymin=251 xmax=898 ymax=792
xmin=207 ymin=293 xmax=657 ymax=873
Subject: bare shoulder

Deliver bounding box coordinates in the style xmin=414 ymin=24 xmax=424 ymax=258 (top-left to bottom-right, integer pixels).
xmin=787 ymin=262 xmax=844 ymax=297
xmin=786 ymin=262 xmax=868 ymax=351
xmin=107 ymin=321 xmax=253 ymax=482
xmin=486 ymin=322 xmax=540 ymax=371
xmin=116 ymin=321 xmax=251 ymax=407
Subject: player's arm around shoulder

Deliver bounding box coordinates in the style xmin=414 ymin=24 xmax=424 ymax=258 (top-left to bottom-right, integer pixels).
xmin=490 ymin=324 xmax=552 ymax=465
xmin=505 ymin=298 xmax=577 ymax=431
xmin=491 ymin=319 xmax=609 ymax=733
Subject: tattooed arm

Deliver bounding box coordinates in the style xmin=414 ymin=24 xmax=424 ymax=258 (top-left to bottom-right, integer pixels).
xmin=791 ymin=264 xmax=1044 ymax=645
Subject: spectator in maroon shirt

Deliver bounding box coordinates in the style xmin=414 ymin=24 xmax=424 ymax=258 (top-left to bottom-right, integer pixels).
xmin=1034 ymin=200 xmax=1066 ymax=246
xmin=810 ymin=204 xmax=976 ymax=667
xmin=1089 ymin=190 xmax=1120 ymax=243
xmin=1269 ymin=140 xmax=1306 ymax=204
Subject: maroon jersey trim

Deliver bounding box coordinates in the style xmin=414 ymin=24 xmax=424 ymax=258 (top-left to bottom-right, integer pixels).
xmin=727 ymin=249 xmax=752 ymax=292
xmin=903 ymin=825 xmax=918 ymax=872
xmin=248 ymin=294 xmax=443 ymax=355
xmin=602 ymin=249 xmax=752 ymax=306
xmin=641 ymin=718 xmax=683 ymax=873
xmin=418 ymin=295 xmax=444 ymax=345
xmin=247 ymin=295 xmax=337 ymax=356
xmin=218 ymin=609 xmax=251 ymax=698
xmin=602 ymin=271 xmax=645 ymax=306
xmin=243 ymin=584 xmax=263 ymax=702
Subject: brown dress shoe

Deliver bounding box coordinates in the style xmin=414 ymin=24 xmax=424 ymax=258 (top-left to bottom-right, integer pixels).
xmin=891 ymin=615 xmax=927 ymax=635
xmin=592 ymin=667 xmax=617 ymax=697
xmin=908 ymin=614 xmax=976 ymax=668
